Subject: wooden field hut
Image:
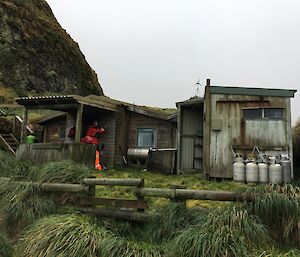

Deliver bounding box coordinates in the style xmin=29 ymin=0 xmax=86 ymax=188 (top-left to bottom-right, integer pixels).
xmin=177 ymin=80 xmax=297 ymax=179
xmin=15 ymin=95 xmax=176 ymax=169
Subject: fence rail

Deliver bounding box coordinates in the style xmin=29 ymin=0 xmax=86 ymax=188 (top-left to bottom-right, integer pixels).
xmin=0 ymin=176 xmax=258 ymax=221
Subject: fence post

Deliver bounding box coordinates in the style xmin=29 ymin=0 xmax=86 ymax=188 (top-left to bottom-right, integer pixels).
xmin=135 ymin=178 xmax=145 ymax=212
xmin=86 ymin=175 xmax=96 ymax=197
xmin=170 ymin=184 xmax=187 ymax=206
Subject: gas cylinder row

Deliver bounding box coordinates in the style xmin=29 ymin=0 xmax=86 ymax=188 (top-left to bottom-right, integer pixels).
xmin=233 ymin=155 xmax=292 ymax=184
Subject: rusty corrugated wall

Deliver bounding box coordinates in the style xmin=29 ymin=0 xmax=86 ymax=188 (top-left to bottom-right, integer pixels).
xmin=205 ymin=93 xmax=293 ymax=178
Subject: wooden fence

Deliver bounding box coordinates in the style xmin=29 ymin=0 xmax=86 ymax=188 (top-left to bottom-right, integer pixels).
xmin=0 ymin=177 xmax=257 ymax=222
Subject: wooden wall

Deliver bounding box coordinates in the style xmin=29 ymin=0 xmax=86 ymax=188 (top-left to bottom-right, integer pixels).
xmin=127 ymin=112 xmax=176 ymax=149
xmin=43 ymin=116 xmax=67 ymax=143
xmin=114 ymin=106 xmax=130 ymax=167
xmin=16 ymin=143 xmax=96 ymax=168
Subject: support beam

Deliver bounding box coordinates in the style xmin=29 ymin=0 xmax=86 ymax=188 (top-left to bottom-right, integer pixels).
xmin=0 ymin=178 xmax=89 ymax=193
xmin=83 ymin=178 xmax=144 ymax=187
xmin=75 ymin=104 xmax=83 ymax=143
xmin=134 ymin=187 xmax=257 ymax=202
xmin=20 ymin=107 xmax=28 ymax=143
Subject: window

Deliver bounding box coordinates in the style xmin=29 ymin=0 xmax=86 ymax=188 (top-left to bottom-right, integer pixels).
xmin=264 ymin=108 xmax=284 ymax=119
xmin=137 ymin=128 xmax=155 ymax=148
xmin=243 ymin=108 xmax=284 ymax=120
xmin=243 ymin=108 xmax=263 ymax=119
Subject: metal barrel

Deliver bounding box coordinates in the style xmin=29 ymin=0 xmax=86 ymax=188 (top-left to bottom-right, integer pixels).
xmin=246 ymin=161 xmax=258 ymax=184
xmin=269 ymin=163 xmax=283 ymax=184
xmin=233 ymin=157 xmax=245 ymax=182
xmin=258 ymin=162 xmax=268 ymax=183
xmin=281 ymin=160 xmax=292 ymax=183
xmin=127 ymin=148 xmax=150 ymax=160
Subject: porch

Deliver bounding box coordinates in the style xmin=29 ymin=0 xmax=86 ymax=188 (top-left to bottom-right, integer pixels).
xmin=15 ymin=95 xmax=117 ymax=168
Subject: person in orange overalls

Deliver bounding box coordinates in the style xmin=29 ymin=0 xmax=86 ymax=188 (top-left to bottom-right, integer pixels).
xmin=80 ymin=121 xmax=105 ymax=170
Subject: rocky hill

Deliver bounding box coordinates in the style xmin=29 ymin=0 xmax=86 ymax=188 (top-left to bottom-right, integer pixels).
xmin=0 ymin=0 xmax=103 ymax=103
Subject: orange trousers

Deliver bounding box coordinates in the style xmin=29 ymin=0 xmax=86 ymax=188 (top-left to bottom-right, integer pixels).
xmin=95 ymin=150 xmax=102 ymax=171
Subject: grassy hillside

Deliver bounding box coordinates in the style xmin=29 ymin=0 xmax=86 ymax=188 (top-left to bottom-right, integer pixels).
xmin=0 ymin=0 xmax=103 ymax=102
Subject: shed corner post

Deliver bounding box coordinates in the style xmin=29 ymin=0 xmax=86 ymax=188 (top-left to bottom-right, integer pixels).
xmin=75 ymin=104 xmax=83 ymax=143
xmin=20 ymin=107 xmax=28 ymax=144
xmin=176 ymin=104 xmax=181 ymax=174
xmin=203 ymin=79 xmax=211 ymax=179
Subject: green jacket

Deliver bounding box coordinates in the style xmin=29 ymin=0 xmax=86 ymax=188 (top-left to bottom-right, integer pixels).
xmin=26 ymin=135 xmax=37 ymax=144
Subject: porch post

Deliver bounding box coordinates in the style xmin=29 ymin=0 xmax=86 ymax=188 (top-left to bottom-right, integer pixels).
xmin=20 ymin=107 xmax=28 ymax=144
xmin=75 ymin=104 xmax=83 ymax=143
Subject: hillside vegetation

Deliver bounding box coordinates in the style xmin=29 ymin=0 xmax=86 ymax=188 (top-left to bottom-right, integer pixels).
xmin=0 ymin=0 xmax=103 ymax=102
xmin=0 ymin=151 xmax=300 ymax=256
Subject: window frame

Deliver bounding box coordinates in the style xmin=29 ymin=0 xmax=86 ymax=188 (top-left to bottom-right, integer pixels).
xmin=242 ymin=107 xmax=284 ymax=120
xmin=136 ymin=127 xmax=156 ymax=148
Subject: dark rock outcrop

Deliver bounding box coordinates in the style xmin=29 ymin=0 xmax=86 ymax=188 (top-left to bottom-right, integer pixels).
xmin=0 ymin=0 xmax=103 ymax=101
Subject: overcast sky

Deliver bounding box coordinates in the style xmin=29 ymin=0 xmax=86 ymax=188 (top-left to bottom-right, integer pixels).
xmin=47 ymin=0 xmax=299 ymax=124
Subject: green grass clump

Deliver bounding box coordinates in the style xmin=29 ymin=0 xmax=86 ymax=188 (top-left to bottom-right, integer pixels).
xmin=14 ymin=214 xmax=119 ymax=257
xmin=170 ymin=205 xmax=269 ymax=257
xmin=251 ymin=247 xmax=300 ymax=257
xmin=39 ymin=160 xmax=94 ymax=183
xmin=0 ymin=182 xmax=56 ymax=233
xmin=0 ymin=150 xmax=20 ymax=177
xmin=156 ymin=202 xmax=207 ymax=240
xmin=247 ymin=192 xmax=300 ymax=244
xmin=0 ymin=231 xmax=13 ymax=257
xmin=14 ymin=213 xmax=162 ymax=257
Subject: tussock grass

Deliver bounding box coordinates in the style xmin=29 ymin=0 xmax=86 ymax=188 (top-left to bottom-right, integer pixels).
xmin=39 ymin=160 xmax=94 ymax=183
xmin=170 ymin=205 xmax=269 ymax=257
xmin=247 ymin=192 xmax=300 ymax=244
xmin=0 ymin=150 xmax=19 ymax=177
xmin=0 ymin=231 xmax=13 ymax=257
xmin=14 ymin=214 xmax=163 ymax=257
xmin=156 ymin=202 xmax=207 ymax=240
xmin=0 ymin=182 xmax=56 ymax=232
xmin=14 ymin=214 xmax=118 ymax=257
xmin=106 ymin=202 xmax=208 ymax=244
xmin=251 ymin=247 xmax=300 ymax=257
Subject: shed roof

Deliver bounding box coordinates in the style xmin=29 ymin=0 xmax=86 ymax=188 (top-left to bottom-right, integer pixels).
xmin=209 ymin=86 xmax=297 ymax=98
xmin=86 ymin=95 xmax=176 ymax=121
xmin=15 ymin=95 xmax=116 ymax=111
xmin=15 ymin=94 xmax=176 ymax=121
xmin=176 ymin=96 xmax=204 ymax=107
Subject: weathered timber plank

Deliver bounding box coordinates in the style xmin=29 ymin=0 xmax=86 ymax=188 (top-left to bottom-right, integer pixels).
xmin=134 ymin=188 xmax=256 ymax=202
xmin=76 ymin=197 xmax=148 ymax=209
xmin=83 ymin=178 xmax=144 ymax=187
xmin=0 ymin=178 xmax=89 ymax=193
xmin=77 ymin=207 xmax=157 ymax=222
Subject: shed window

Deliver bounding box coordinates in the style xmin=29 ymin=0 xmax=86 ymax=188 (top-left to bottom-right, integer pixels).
xmin=243 ymin=108 xmax=284 ymax=120
xmin=264 ymin=108 xmax=284 ymax=119
xmin=243 ymin=108 xmax=262 ymax=119
xmin=137 ymin=128 xmax=155 ymax=148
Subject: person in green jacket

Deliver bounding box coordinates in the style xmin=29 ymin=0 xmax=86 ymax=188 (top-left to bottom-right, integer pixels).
xmin=26 ymin=133 xmax=38 ymax=144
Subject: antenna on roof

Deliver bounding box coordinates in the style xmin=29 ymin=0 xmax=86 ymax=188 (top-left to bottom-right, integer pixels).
xmin=194 ymin=79 xmax=202 ymax=96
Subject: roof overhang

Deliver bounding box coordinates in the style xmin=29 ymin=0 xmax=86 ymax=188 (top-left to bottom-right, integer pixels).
xmin=15 ymin=95 xmax=117 ymax=112
xmin=209 ymin=86 xmax=297 ymax=98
